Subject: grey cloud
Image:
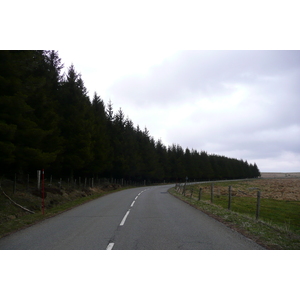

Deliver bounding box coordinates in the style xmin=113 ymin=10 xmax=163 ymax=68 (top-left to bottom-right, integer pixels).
xmin=109 ymin=51 xmax=300 ymax=107
xmin=108 ymin=50 xmax=300 ymax=171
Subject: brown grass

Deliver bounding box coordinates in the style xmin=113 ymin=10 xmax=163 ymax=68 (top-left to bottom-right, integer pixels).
xmin=197 ymin=178 xmax=300 ymax=202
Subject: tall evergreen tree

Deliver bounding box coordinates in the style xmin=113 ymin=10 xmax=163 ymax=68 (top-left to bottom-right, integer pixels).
xmin=88 ymin=92 xmax=111 ymax=176
xmin=0 ymin=51 xmax=61 ymax=175
xmin=57 ymin=64 xmax=93 ymax=178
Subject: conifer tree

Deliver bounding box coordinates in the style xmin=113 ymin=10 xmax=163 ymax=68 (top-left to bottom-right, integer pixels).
xmin=88 ymin=92 xmax=111 ymax=175
xmin=57 ymin=64 xmax=93 ymax=178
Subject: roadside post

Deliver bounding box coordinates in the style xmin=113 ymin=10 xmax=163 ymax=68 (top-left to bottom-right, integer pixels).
xmin=198 ymin=188 xmax=202 ymax=201
xmin=37 ymin=170 xmax=41 ymax=190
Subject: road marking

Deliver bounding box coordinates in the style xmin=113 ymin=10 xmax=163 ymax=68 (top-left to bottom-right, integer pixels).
xmin=106 ymin=242 xmax=114 ymax=250
xmin=120 ymin=210 xmax=130 ymax=226
xmin=107 ymin=189 xmax=149 ymax=249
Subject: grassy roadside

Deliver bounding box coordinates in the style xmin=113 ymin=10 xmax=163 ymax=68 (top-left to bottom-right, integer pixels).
xmin=0 ymin=186 xmax=130 ymax=239
xmin=169 ymin=187 xmax=300 ymax=250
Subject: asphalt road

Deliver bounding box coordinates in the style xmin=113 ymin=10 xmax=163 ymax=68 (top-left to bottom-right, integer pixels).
xmin=0 ymin=184 xmax=265 ymax=250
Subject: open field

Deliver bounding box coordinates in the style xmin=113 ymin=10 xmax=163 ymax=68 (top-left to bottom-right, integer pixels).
xmin=183 ymin=178 xmax=300 ymax=232
xmin=261 ymin=172 xmax=300 ymax=178
xmin=197 ymin=178 xmax=300 ymax=201
xmin=171 ymin=178 xmax=300 ymax=249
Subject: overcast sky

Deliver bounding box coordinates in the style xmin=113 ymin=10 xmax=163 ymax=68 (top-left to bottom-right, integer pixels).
xmin=4 ymin=0 xmax=300 ymax=173
xmin=58 ymin=50 xmax=300 ymax=173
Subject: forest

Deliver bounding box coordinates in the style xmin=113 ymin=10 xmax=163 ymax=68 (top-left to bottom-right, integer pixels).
xmin=0 ymin=50 xmax=260 ymax=183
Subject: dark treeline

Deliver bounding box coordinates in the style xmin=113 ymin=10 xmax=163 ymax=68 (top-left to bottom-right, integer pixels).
xmin=0 ymin=50 xmax=260 ymax=182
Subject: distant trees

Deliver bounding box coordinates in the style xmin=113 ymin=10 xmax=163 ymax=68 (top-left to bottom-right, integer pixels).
xmin=0 ymin=50 xmax=261 ymax=181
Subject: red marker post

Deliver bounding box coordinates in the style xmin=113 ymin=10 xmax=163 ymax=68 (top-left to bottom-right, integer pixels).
xmin=42 ymin=169 xmax=45 ymax=215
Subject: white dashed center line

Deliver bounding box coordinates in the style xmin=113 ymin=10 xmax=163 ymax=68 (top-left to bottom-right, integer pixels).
xmin=120 ymin=210 xmax=130 ymax=226
xmin=106 ymin=242 xmax=114 ymax=250
xmin=106 ymin=188 xmax=150 ymax=248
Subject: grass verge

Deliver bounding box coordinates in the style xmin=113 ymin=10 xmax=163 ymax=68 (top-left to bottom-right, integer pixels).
xmin=0 ymin=187 xmax=127 ymax=239
xmin=169 ymin=187 xmax=300 ymax=250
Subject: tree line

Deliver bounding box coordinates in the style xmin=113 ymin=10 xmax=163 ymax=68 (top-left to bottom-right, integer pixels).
xmin=0 ymin=50 xmax=260 ymax=182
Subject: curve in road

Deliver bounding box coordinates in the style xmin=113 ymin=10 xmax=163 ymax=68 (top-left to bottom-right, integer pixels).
xmin=0 ymin=185 xmax=265 ymax=250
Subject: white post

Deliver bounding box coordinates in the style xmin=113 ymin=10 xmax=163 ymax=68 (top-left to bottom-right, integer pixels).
xmin=37 ymin=170 xmax=41 ymax=190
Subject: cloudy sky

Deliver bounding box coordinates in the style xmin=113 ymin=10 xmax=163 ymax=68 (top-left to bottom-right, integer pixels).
xmin=58 ymin=50 xmax=300 ymax=173
xmin=4 ymin=0 xmax=300 ymax=173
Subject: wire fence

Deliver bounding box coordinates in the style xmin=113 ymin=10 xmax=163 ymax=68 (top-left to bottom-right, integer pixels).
xmin=1 ymin=170 xmax=168 ymax=198
xmin=174 ymin=181 xmax=300 ymax=234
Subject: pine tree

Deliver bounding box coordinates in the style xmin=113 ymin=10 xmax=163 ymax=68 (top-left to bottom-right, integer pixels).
xmin=0 ymin=50 xmax=61 ymax=175
xmin=155 ymin=139 xmax=168 ymax=181
xmin=57 ymin=64 xmax=94 ymax=178
xmin=88 ymin=92 xmax=111 ymax=175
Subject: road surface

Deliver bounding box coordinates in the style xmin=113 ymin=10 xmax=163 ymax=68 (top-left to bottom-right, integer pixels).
xmin=0 ymin=185 xmax=264 ymax=250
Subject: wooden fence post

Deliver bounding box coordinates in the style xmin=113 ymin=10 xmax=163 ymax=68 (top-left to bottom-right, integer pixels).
xmin=211 ymin=183 xmax=214 ymax=203
xmin=256 ymin=191 xmax=261 ymax=220
xmin=198 ymin=188 xmax=202 ymax=201
xmin=228 ymin=186 xmax=232 ymax=210
xmin=190 ymin=188 xmax=193 ymax=199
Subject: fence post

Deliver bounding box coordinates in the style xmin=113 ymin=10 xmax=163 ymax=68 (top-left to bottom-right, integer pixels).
xmin=37 ymin=170 xmax=41 ymax=190
xmin=211 ymin=183 xmax=214 ymax=203
xmin=190 ymin=188 xmax=193 ymax=199
xmin=198 ymin=188 xmax=202 ymax=201
xmin=228 ymin=186 xmax=232 ymax=210
xmin=256 ymin=191 xmax=261 ymax=220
